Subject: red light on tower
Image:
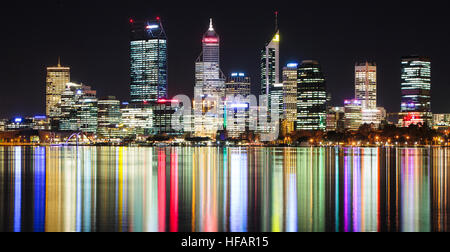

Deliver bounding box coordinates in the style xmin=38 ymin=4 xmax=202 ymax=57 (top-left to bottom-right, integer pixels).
xmin=129 ymin=18 xmax=134 ymax=23
xmin=156 ymin=16 xmax=160 ymax=21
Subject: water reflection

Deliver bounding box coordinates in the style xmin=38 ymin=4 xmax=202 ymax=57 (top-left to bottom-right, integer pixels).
xmin=0 ymin=146 xmax=448 ymax=232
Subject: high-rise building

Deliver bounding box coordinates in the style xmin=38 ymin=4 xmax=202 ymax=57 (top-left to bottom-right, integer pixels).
xmin=282 ymin=63 xmax=298 ymax=123
xmin=225 ymin=73 xmax=250 ymax=97
xmin=261 ymin=13 xmax=280 ymax=108
xmin=194 ymin=19 xmax=226 ymax=138
xmin=296 ymin=60 xmax=327 ymax=131
xmin=344 ymin=99 xmax=362 ymax=131
xmin=400 ymin=56 xmax=432 ymax=126
xmin=130 ymin=17 xmax=168 ymax=105
xmin=59 ymin=82 xmax=98 ymax=134
xmin=46 ymin=59 xmax=70 ymax=119
xmin=355 ymin=61 xmax=377 ymax=109
xmin=98 ymin=96 xmax=121 ymax=139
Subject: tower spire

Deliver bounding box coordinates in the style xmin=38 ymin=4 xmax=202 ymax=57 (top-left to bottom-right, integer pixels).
xmin=209 ymin=18 xmax=214 ymax=31
xmin=57 ymin=56 xmax=61 ymax=67
xmin=275 ymin=11 xmax=278 ymax=32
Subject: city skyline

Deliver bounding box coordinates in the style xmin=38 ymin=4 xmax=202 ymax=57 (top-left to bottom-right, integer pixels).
xmin=2 ymin=1 xmax=450 ymax=118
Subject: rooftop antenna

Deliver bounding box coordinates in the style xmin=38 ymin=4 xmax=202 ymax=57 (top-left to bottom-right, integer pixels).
xmin=275 ymin=11 xmax=279 ymax=32
xmin=209 ymin=18 xmax=214 ymax=31
xmin=57 ymin=56 xmax=61 ymax=67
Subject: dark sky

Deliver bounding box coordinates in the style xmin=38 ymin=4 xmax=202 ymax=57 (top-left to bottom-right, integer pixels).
xmin=1 ymin=0 xmax=449 ymax=118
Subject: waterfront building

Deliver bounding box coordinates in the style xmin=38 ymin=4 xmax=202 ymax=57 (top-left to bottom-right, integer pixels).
xmin=46 ymin=59 xmax=70 ymax=119
xmin=152 ymin=98 xmax=183 ymax=136
xmin=120 ymin=103 xmax=153 ymax=136
xmin=296 ymin=60 xmax=327 ymax=131
xmin=344 ymin=99 xmax=362 ymax=131
xmin=194 ymin=19 xmax=226 ymax=138
xmin=130 ymin=17 xmax=168 ymax=105
xmin=361 ymin=107 xmax=386 ymax=129
xmin=59 ymin=82 xmax=98 ymax=134
xmin=98 ymin=96 xmax=122 ymax=139
xmin=282 ymin=63 xmax=299 ymax=126
xmin=326 ymin=107 xmax=345 ymax=132
xmin=399 ymin=56 xmax=432 ymax=126
xmin=355 ymin=61 xmax=377 ymax=109
xmin=433 ymin=114 xmax=450 ymax=129
xmin=226 ymin=73 xmax=251 ymax=97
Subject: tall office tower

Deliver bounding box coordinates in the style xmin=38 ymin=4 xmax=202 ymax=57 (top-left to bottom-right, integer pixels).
xmin=97 ymin=96 xmax=122 ymax=139
xmin=59 ymin=83 xmax=98 ymax=133
xmin=296 ymin=60 xmax=327 ymax=131
xmin=355 ymin=61 xmax=377 ymax=109
xmin=46 ymin=59 xmax=70 ymax=119
xmin=282 ymin=63 xmax=298 ymax=123
xmin=261 ymin=12 xmax=280 ymax=107
xmin=225 ymin=73 xmax=251 ymax=97
xmin=399 ymin=56 xmax=432 ymax=126
xmin=130 ymin=17 xmax=168 ymax=105
xmin=194 ymin=19 xmax=226 ymax=138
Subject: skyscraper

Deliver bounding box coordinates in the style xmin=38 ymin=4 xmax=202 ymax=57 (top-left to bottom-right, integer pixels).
xmin=261 ymin=12 xmax=280 ymax=107
xmin=400 ymin=56 xmax=432 ymax=126
xmin=296 ymin=60 xmax=327 ymax=131
xmin=282 ymin=63 xmax=298 ymax=123
xmin=225 ymin=73 xmax=251 ymax=97
xmin=194 ymin=19 xmax=226 ymax=138
xmin=355 ymin=61 xmax=377 ymax=109
xmin=130 ymin=17 xmax=168 ymax=105
xmin=46 ymin=59 xmax=70 ymax=119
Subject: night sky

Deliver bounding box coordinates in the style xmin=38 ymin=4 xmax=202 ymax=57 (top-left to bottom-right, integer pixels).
xmin=1 ymin=0 xmax=449 ymax=118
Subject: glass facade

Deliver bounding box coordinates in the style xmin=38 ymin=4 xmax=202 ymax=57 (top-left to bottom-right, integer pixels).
xmin=97 ymin=96 xmax=121 ymax=138
xmin=130 ymin=18 xmax=168 ymax=104
xmin=59 ymin=83 xmax=98 ymax=134
xmin=260 ymin=31 xmax=280 ymax=108
xmin=296 ymin=60 xmax=327 ymax=131
xmin=400 ymin=56 xmax=432 ymax=125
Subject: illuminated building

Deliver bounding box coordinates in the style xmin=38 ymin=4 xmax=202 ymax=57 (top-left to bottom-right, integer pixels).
xmin=130 ymin=17 xmax=168 ymax=105
xmin=59 ymin=82 xmax=98 ymax=134
xmin=224 ymin=99 xmax=250 ymax=139
xmin=46 ymin=59 xmax=70 ymax=119
xmin=152 ymin=99 xmax=183 ymax=136
xmin=120 ymin=103 xmax=153 ymax=136
xmin=400 ymin=56 xmax=432 ymax=126
xmin=261 ymin=12 xmax=280 ymax=112
xmin=282 ymin=63 xmax=298 ymax=125
xmin=326 ymin=107 xmax=345 ymax=132
xmin=226 ymin=73 xmax=250 ymax=97
xmin=344 ymin=99 xmax=362 ymax=131
xmin=433 ymin=114 xmax=450 ymax=129
xmin=355 ymin=61 xmax=377 ymax=109
xmin=361 ymin=107 xmax=386 ymax=129
xmin=97 ymin=96 xmax=122 ymax=139
xmin=296 ymin=60 xmax=327 ymax=131
xmin=194 ymin=19 xmax=226 ymax=138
